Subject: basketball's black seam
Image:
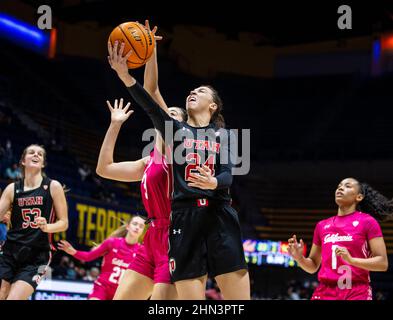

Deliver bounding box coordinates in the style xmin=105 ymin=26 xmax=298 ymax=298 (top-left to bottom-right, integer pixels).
xmin=118 ymin=25 xmax=144 ymax=61
xmin=134 ymin=23 xmax=150 ymax=61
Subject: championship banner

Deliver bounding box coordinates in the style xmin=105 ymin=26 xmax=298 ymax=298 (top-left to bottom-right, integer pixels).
xmin=53 ymin=194 xmax=143 ymax=249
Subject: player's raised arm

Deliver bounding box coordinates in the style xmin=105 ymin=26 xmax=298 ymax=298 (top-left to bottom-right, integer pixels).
xmin=96 ymin=98 xmax=148 ymax=182
xmin=108 ymin=41 xmax=173 ymax=142
xmin=143 ymin=20 xmax=169 ymax=113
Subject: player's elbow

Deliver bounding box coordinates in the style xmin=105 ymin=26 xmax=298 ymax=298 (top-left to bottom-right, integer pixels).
xmin=301 ymin=258 xmax=320 ymax=274
xmin=216 ymin=173 xmax=233 ymax=189
xmin=301 ymin=266 xmax=318 ymax=274
xmin=307 ymin=268 xmax=319 ymax=274
xmin=95 ymin=166 xmax=102 ymax=176
xmin=96 ymin=165 xmax=107 ymax=178
xmin=227 ymin=175 xmax=233 ymax=187
xmin=381 ymin=259 xmax=388 ymax=272
xmin=61 ymin=219 xmax=69 ymax=232
xmin=374 ymin=255 xmax=389 ymax=271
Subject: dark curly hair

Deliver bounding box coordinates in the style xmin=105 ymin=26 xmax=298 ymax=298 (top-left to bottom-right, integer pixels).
xmin=356 ymin=181 xmax=393 ymax=222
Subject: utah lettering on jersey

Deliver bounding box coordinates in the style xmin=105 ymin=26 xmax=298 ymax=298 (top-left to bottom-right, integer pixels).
xmin=18 ymin=196 xmax=44 ymax=207
xmin=183 ymin=138 xmax=221 ymax=153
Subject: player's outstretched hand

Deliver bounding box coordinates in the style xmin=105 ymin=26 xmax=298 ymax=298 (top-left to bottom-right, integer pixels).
xmin=108 ymin=40 xmax=133 ymax=78
xmin=58 ymin=240 xmax=77 ymax=256
xmin=144 ymin=20 xmax=163 ymax=42
xmin=106 ymin=98 xmax=134 ymax=124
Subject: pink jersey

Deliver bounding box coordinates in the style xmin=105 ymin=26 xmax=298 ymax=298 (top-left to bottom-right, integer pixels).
xmin=129 ymin=147 xmax=172 ymax=284
xmin=140 ymin=147 xmax=172 ymax=219
xmin=74 ymin=237 xmax=142 ymax=287
xmin=313 ymin=211 xmax=383 ymax=284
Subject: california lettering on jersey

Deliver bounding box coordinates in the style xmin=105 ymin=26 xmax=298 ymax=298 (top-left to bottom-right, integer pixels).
xmin=17 ymin=196 xmax=44 ymax=207
xmin=111 ymin=258 xmax=130 ymax=269
xmin=324 ymin=233 xmax=353 ymax=244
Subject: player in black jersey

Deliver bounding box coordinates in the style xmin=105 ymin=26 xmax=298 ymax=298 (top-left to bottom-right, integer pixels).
xmin=0 ymin=144 xmax=68 ymax=300
xmin=108 ymin=36 xmax=250 ymax=300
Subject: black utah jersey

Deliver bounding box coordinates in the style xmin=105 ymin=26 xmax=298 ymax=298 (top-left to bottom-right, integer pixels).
xmin=7 ymin=177 xmax=56 ymax=250
xmin=128 ymin=82 xmax=236 ymax=202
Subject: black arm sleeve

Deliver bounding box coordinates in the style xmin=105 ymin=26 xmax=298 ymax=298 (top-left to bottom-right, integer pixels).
xmin=215 ymin=129 xmax=236 ymax=189
xmin=126 ymin=81 xmax=175 ymax=142
xmin=215 ymin=171 xmax=233 ymax=189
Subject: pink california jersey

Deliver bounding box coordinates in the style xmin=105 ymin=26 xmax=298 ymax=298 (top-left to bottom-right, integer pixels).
xmin=140 ymin=147 xmax=172 ymax=219
xmin=74 ymin=237 xmax=142 ymax=287
xmin=313 ymin=211 xmax=383 ymax=284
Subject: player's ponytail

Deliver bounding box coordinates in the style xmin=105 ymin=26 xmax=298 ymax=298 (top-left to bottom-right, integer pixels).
xmin=357 ymin=182 xmax=393 ymax=222
xmin=205 ymin=85 xmax=226 ymax=128
xmin=212 ymin=113 xmax=226 ymax=128
xmin=109 ymin=220 xmax=130 ymax=238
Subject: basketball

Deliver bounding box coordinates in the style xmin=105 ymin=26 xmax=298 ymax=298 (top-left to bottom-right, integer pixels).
xmin=108 ymin=21 xmax=156 ymax=69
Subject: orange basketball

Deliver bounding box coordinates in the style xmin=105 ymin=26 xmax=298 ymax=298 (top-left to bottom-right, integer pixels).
xmin=108 ymin=21 xmax=155 ymax=69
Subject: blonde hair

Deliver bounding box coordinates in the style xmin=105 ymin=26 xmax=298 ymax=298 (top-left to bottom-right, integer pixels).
xmin=109 ymin=215 xmax=146 ymax=238
xmin=109 ymin=222 xmax=129 ymax=238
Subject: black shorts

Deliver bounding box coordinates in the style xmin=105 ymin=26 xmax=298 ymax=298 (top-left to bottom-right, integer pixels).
xmin=0 ymin=241 xmax=51 ymax=290
xmin=168 ymin=199 xmax=248 ymax=282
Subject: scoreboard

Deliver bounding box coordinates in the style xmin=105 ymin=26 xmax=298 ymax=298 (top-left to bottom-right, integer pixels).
xmin=243 ymin=239 xmax=307 ymax=268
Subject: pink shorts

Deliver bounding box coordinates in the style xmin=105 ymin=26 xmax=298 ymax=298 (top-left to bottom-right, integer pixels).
xmin=129 ymin=219 xmax=171 ymax=284
xmin=311 ymin=282 xmax=372 ymax=300
xmin=88 ymin=279 xmax=117 ymax=300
